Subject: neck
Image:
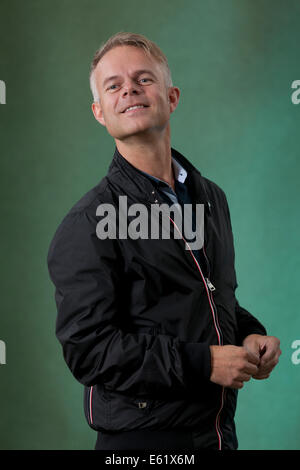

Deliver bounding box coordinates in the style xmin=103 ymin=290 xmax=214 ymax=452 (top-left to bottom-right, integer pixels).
xmin=115 ymin=126 xmax=175 ymax=190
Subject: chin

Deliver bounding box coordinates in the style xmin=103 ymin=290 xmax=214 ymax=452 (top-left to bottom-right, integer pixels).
xmin=112 ymin=126 xmax=154 ymax=141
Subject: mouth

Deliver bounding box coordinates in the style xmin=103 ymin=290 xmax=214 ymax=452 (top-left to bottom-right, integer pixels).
xmin=122 ymin=104 xmax=149 ymax=113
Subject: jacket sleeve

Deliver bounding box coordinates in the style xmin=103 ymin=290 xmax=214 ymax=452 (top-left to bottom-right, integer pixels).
xmin=47 ymin=209 xmax=211 ymax=397
xmin=222 ymin=193 xmax=267 ymax=344
xmin=235 ymin=300 xmax=267 ymax=345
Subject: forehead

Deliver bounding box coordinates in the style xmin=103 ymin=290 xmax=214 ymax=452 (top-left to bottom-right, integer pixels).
xmin=95 ymin=45 xmax=163 ymax=84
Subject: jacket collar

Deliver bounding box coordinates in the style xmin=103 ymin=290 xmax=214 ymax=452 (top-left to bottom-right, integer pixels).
xmin=107 ymin=146 xmax=210 ymax=208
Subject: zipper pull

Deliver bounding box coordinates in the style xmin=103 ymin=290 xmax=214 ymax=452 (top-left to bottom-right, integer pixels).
xmin=206 ymin=278 xmax=216 ymax=291
xmin=137 ymin=401 xmax=148 ymax=409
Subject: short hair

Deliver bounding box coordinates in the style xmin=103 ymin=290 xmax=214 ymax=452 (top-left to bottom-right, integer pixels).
xmin=89 ymin=32 xmax=173 ymax=102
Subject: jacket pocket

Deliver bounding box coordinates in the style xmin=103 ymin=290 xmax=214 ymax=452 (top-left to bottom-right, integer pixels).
xmin=107 ymin=391 xmax=157 ymax=431
xmin=84 ymin=383 xmax=158 ymax=432
xmin=84 ymin=383 xmax=111 ymax=431
xmin=83 ymin=327 xmax=161 ymax=432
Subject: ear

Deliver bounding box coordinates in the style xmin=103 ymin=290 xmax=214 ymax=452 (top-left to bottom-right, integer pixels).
xmin=168 ymin=86 xmax=180 ymax=114
xmin=91 ymin=101 xmax=106 ymax=127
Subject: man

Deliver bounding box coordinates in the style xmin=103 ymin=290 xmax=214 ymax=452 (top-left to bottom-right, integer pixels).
xmin=47 ymin=32 xmax=281 ymax=450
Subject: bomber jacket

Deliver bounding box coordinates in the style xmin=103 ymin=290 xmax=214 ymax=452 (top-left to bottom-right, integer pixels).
xmin=47 ymin=146 xmax=267 ymax=450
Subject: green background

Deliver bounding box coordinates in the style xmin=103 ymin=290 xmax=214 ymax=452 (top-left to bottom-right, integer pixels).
xmin=0 ymin=0 xmax=299 ymax=450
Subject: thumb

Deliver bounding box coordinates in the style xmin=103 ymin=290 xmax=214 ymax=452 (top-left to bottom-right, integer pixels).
xmin=246 ymin=349 xmax=260 ymax=366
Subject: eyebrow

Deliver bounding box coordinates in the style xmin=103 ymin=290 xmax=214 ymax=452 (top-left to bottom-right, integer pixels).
xmin=102 ymin=69 xmax=157 ymax=88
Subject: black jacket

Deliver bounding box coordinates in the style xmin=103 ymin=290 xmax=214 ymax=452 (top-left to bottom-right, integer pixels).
xmin=47 ymin=147 xmax=266 ymax=450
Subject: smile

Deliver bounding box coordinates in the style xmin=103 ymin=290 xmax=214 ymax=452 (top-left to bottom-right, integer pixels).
xmin=123 ymin=105 xmax=149 ymax=113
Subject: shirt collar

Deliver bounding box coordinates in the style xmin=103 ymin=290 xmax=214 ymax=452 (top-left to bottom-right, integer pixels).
xmin=172 ymin=156 xmax=188 ymax=183
xmin=139 ymin=155 xmax=188 ymax=187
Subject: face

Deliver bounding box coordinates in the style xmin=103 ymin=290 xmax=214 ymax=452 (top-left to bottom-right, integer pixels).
xmin=91 ymin=45 xmax=180 ymax=142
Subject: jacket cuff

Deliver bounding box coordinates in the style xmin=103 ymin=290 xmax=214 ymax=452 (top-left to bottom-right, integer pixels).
xmin=179 ymin=342 xmax=212 ymax=386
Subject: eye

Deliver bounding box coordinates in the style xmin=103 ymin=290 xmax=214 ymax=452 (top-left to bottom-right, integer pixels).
xmin=107 ymin=84 xmax=119 ymax=91
xmin=139 ymin=77 xmax=152 ymax=84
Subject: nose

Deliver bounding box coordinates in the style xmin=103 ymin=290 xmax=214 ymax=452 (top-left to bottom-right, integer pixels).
xmin=122 ymin=80 xmax=140 ymax=97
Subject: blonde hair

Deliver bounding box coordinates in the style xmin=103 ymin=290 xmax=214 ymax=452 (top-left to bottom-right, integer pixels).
xmin=89 ymin=32 xmax=173 ymax=102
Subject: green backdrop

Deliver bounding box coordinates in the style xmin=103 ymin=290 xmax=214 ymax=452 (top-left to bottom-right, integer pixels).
xmin=0 ymin=0 xmax=299 ymax=450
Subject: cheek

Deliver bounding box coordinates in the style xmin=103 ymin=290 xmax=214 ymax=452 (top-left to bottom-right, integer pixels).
xmin=102 ymin=101 xmax=119 ymax=123
xmin=157 ymin=95 xmax=171 ymax=116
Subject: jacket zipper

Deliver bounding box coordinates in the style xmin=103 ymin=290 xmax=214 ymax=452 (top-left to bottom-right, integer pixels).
xmin=169 ymin=217 xmax=224 ymax=450
xmin=202 ymin=246 xmax=225 ymax=450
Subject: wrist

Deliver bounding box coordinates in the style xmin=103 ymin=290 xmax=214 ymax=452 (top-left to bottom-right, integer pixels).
xmin=243 ymin=334 xmax=262 ymax=346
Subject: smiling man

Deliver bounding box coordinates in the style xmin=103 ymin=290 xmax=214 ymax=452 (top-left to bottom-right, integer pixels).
xmin=90 ymin=41 xmax=179 ymax=189
xmin=47 ymin=32 xmax=281 ymax=451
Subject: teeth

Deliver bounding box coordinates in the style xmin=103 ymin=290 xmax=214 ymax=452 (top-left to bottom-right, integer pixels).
xmin=125 ymin=105 xmax=145 ymax=112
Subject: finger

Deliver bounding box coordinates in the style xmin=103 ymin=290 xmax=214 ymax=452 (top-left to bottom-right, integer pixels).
xmin=257 ymin=357 xmax=280 ymax=376
xmin=238 ymin=372 xmax=252 ymax=382
xmin=243 ymin=362 xmax=259 ymax=376
xmin=260 ymin=348 xmax=276 ymax=363
xmin=253 ymin=373 xmax=270 ymax=380
xmin=253 ymin=368 xmax=271 ymax=378
xmin=260 ymin=353 xmax=280 ymax=371
xmin=259 ymin=344 xmax=267 ymax=357
xmin=261 ymin=338 xmax=281 ymax=361
xmin=232 ymin=380 xmax=244 ymax=389
xmin=246 ymin=351 xmax=260 ymax=366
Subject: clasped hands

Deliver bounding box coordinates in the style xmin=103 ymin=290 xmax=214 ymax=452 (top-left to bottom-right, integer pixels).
xmin=210 ymin=334 xmax=281 ymax=389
